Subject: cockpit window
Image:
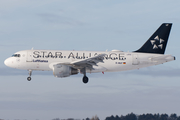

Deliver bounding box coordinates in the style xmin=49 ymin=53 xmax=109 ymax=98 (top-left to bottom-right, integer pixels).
xmin=12 ymin=54 xmax=21 ymax=57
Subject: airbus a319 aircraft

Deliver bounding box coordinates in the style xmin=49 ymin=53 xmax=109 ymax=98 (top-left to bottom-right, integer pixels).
xmin=4 ymin=23 xmax=175 ymax=83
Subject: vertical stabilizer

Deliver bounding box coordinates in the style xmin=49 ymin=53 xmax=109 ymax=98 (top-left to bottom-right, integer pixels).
xmin=135 ymin=23 xmax=172 ymax=54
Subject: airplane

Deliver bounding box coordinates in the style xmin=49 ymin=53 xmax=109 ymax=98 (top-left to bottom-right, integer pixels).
xmin=4 ymin=23 xmax=175 ymax=83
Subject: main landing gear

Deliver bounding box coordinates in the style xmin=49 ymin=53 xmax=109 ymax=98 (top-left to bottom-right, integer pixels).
xmin=27 ymin=70 xmax=32 ymax=81
xmin=81 ymin=68 xmax=89 ymax=84
xmin=83 ymin=75 xmax=89 ymax=84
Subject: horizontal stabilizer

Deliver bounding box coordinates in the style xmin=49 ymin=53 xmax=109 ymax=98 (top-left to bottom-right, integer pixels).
xmin=149 ymin=55 xmax=175 ymax=62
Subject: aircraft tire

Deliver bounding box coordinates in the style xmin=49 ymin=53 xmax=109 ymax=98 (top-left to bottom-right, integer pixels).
xmin=27 ymin=77 xmax=31 ymax=81
xmin=83 ymin=76 xmax=88 ymax=84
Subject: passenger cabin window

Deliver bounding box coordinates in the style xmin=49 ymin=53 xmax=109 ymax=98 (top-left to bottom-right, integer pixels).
xmin=12 ymin=54 xmax=21 ymax=57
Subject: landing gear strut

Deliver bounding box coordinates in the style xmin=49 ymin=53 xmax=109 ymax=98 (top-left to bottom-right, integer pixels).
xmin=81 ymin=68 xmax=89 ymax=84
xmin=27 ymin=70 xmax=32 ymax=81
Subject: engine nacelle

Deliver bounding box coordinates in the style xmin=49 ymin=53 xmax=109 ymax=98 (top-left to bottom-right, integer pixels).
xmin=53 ymin=64 xmax=78 ymax=78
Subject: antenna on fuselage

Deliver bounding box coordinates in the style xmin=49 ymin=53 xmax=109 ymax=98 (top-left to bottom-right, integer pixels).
xmin=31 ymin=47 xmax=34 ymax=50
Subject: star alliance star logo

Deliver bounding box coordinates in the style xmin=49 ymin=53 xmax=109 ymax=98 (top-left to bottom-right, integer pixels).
xmin=150 ymin=36 xmax=164 ymax=49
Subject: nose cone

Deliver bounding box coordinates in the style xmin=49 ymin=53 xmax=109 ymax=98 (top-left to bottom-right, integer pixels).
xmin=4 ymin=58 xmax=11 ymax=67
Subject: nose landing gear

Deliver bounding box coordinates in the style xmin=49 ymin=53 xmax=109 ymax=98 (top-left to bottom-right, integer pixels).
xmin=27 ymin=77 xmax=31 ymax=81
xmin=27 ymin=70 xmax=32 ymax=81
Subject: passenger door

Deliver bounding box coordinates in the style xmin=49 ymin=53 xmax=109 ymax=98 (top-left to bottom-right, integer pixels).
xmin=26 ymin=51 xmax=33 ymax=62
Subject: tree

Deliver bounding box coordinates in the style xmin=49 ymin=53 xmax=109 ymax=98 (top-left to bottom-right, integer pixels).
xmin=115 ymin=115 xmax=121 ymax=120
xmin=177 ymin=116 xmax=180 ymax=120
xmin=67 ymin=118 xmax=75 ymax=120
xmin=105 ymin=115 xmax=115 ymax=120
xmin=91 ymin=115 xmax=100 ymax=120
xmin=86 ymin=118 xmax=90 ymax=120
xmin=154 ymin=113 xmax=160 ymax=120
xmin=170 ymin=113 xmax=177 ymax=120
xmin=52 ymin=118 xmax=60 ymax=120
xmin=160 ymin=114 xmax=168 ymax=120
xmin=124 ymin=113 xmax=137 ymax=120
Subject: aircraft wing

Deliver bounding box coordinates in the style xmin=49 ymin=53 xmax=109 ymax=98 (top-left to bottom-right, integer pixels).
xmin=49 ymin=53 xmax=106 ymax=70
xmin=69 ymin=53 xmax=106 ymax=70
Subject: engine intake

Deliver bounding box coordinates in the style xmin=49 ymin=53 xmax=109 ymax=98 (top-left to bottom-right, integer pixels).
xmin=53 ymin=64 xmax=78 ymax=78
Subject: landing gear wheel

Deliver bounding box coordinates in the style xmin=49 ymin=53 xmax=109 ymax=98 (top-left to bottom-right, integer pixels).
xmin=83 ymin=76 xmax=89 ymax=84
xmin=27 ymin=70 xmax=32 ymax=81
xmin=27 ymin=77 xmax=31 ymax=81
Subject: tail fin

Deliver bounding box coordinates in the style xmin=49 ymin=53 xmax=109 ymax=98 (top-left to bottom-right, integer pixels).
xmin=135 ymin=23 xmax=172 ymax=54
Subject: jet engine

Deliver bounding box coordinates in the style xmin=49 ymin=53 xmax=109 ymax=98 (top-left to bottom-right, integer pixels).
xmin=53 ymin=64 xmax=78 ymax=77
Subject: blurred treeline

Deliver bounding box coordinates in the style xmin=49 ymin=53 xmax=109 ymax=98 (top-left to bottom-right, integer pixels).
xmin=52 ymin=113 xmax=180 ymax=120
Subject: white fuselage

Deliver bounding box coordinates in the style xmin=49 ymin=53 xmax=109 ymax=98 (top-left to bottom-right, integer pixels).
xmin=4 ymin=50 xmax=175 ymax=73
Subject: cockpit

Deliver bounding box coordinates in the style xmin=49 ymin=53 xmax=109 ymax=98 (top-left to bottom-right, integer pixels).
xmin=12 ymin=54 xmax=21 ymax=57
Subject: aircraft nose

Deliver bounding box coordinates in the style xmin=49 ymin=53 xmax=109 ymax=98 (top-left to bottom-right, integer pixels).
xmin=4 ymin=58 xmax=11 ymax=67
